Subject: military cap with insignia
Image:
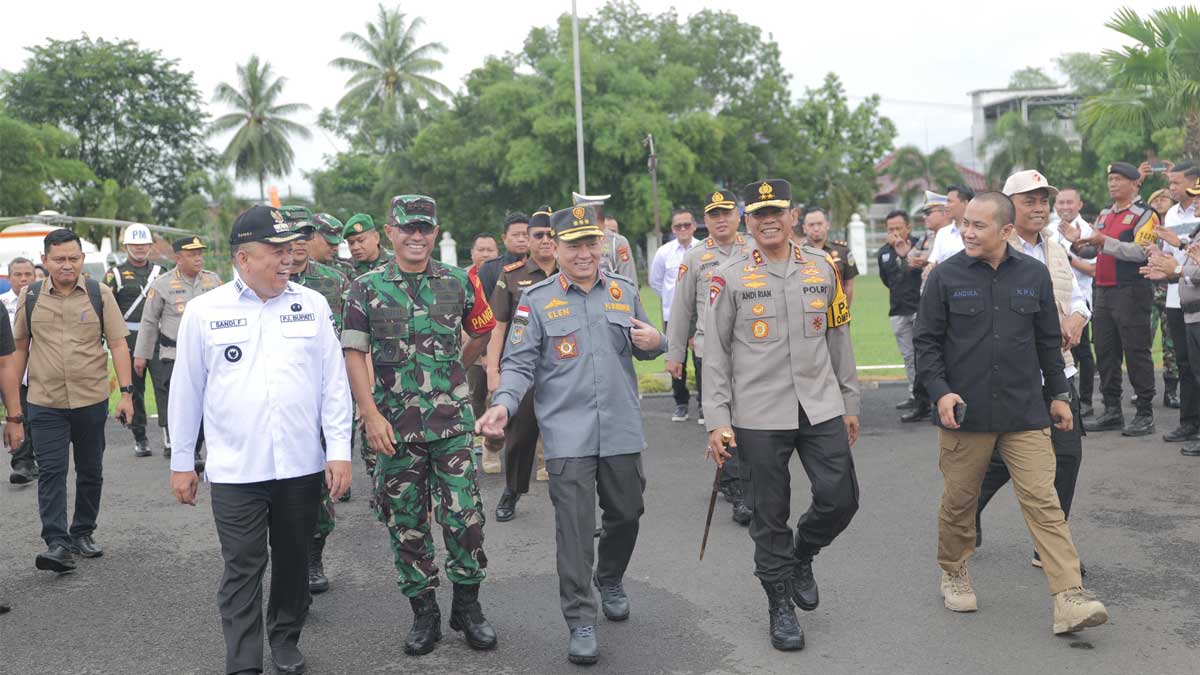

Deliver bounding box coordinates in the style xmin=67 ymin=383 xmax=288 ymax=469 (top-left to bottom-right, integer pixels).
xmin=1107 ymin=162 xmax=1140 ymax=181
xmin=704 ymin=189 xmax=737 ymax=213
xmin=173 ymin=235 xmax=207 ymax=252
xmin=311 ymin=213 xmax=344 ymax=244
xmin=921 ymin=190 xmax=949 ymax=211
xmin=529 ymin=205 xmax=553 ymax=230
xmin=342 ymin=213 xmax=376 ymax=239
xmin=742 ymin=179 xmax=791 ymax=213
xmin=571 ymin=192 xmax=610 ymax=207
xmin=550 ymin=205 xmax=605 ymax=241
xmin=229 ymin=205 xmax=306 ymax=246
xmin=389 ymin=194 xmax=438 ymax=228
xmin=279 ymin=204 xmax=316 ymax=238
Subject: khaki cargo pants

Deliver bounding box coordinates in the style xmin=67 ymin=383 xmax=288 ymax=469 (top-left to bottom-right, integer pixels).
xmin=937 ymin=427 xmax=1082 ymax=593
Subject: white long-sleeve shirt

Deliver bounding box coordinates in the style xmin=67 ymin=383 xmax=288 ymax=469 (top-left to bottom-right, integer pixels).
xmin=929 ymin=221 xmax=964 ymax=264
xmin=168 ymin=275 xmax=352 ymax=483
xmin=648 ymin=238 xmax=698 ymax=317
xmin=1015 ymin=232 xmax=1090 ymax=380
xmin=1164 ymin=201 xmax=1200 ymax=309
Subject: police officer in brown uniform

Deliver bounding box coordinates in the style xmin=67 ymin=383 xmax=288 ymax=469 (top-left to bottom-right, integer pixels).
xmin=134 ymin=237 xmax=222 ymax=459
xmin=704 ymin=179 xmax=860 ymax=652
xmin=666 ymin=189 xmax=751 ymax=524
xmin=486 ymin=207 xmax=556 ymax=522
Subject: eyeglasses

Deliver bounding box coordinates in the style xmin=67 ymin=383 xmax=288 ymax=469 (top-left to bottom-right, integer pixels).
xmin=530 ymin=231 xmax=553 ymax=240
xmin=396 ymin=221 xmax=435 ymax=235
xmin=672 ymin=222 xmax=695 ymax=230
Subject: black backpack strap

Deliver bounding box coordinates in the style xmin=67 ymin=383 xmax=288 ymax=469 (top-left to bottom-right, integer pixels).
xmin=24 ymin=280 xmax=43 ymax=339
xmin=85 ymin=277 xmax=105 ymax=343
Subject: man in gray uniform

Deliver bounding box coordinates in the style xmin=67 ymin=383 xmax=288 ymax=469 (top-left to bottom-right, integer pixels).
xmin=477 ymin=205 xmax=666 ymax=666
xmin=134 ymin=237 xmax=222 ymax=460
xmin=666 ymin=188 xmax=751 ymax=524
xmin=572 ymin=192 xmax=637 ymax=280
xmin=704 ymin=179 xmax=860 ymax=653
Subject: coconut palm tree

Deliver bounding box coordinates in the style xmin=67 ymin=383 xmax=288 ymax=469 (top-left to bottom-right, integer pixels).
xmin=210 ymin=55 xmax=311 ymax=202
xmin=886 ymin=145 xmax=964 ymax=211
xmin=1080 ymin=6 xmax=1200 ymax=159
xmin=980 ymin=111 xmax=1073 ymax=185
xmin=331 ymin=4 xmax=451 ymax=120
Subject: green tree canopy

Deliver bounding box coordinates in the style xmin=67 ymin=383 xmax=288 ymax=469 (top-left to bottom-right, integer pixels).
xmin=2 ymin=36 xmax=213 ymax=224
xmin=1008 ymin=67 xmax=1057 ymax=90
xmin=0 ymin=115 xmax=94 ymax=215
xmin=210 ymin=55 xmax=312 ymax=202
xmin=885 ymin=145 xmax=964 ymax=212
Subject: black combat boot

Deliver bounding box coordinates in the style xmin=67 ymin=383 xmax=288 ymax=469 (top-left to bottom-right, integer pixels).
xmin=1162 ymin=422 xmax=1199 ymax=443
xmin=792 ymin=549 xmax=819 ymax=611
xmin=404 ymin=590 xmax=442 ymax=655
xmin=1164 ymin=380 xmax=1180 ymax=409
xmin=761 ymin=579 xmax=804 ymax=651
xmin=1122 ymin=408 xmax=1155 ymax=437
xmin=1083 ymin=405 xmax=1123 ymax=432
xmin=308 ymin=536 xmax=329 ymax=595
xmin=449 ymin=583 xmax=497 ymax=650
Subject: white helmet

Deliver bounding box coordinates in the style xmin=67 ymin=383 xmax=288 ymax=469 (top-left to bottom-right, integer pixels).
xmin=123 ymin=224 xmax=153 ymax=245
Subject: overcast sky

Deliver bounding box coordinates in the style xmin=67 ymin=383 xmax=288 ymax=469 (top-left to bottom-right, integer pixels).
xmin=2 ymin=0 xmax=1178 ymax=204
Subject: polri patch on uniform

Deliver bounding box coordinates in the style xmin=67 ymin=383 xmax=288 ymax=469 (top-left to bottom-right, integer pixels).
xmin=618 ymin=246 xmax=630 ymax=262
xmin=609 ymin=281 xmax=623 ymax=301
xmin=554 ymin=334 xmax=578 ymax=359
xmin=224 ymin=345 xmax=243 ymax=362
xmin=708 ymin=275 xmax=726 ymax=305
xmin=751 ymin=319 xmax=769 ymax=339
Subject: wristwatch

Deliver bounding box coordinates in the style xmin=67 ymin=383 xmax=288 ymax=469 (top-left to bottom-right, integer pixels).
xmin=1175 ymin=264 xmax=1184 ymax=276
xmin=119 ymin=385 xmax=135 ymax=394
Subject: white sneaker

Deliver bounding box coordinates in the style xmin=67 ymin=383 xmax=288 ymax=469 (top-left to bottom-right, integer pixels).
xmin=940 ymin=567 xmax=978 ymax=612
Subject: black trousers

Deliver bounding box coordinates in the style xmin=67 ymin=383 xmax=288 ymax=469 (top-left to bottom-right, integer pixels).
xmin=503 ymin=389 xmax=541 ymax=495
xmin=664 ymin=321 xmax=700 ymax=407
xmin=735 ymin=411 xmax=859 ymax=583
xmin=211 ymin=472 xmax=323 ymax=675
xmin=1186 ymin=322 xmax=1200 ymax=427
xmin=1093 ymin=284 xmax=1155 ymax=411
xmin=9 ymin=384 xmax=35 ymax=475
xmin=546 ymin=454 xmax=644 ymax=628
xmin=149 ymin=358 xmax=174 ymax=429
xmin=28 ymin=400 xmax=108 ymax=547
xmin=1168 ymin=308 xmax=1198 ymax=428
xmin=124 ymin=331 xmax=156 ymax=442
xmin=978 ymin=379 xmax=1084 ymax=524
xmin=1071 ymin=322 xmax=1096 ymax=406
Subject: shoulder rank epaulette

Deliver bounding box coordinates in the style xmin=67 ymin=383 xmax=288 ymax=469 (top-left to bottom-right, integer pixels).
xmin=832 ymin=240 xmax=848 ymax=247
xmin=503 ymin=260 xmax=525 ymax=272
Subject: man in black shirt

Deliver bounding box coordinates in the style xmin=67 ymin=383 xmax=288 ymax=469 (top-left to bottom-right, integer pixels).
xmin=876 ymin=209 xmax=923 ymax=411
xmin=477 ymin=213 xmax=531 ymax=300
xmin=914 ymin=192 xmax=1108 ymax=635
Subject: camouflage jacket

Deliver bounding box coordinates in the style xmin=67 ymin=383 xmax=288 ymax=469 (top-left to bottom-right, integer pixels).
xmin=342 ymin=259 xmax=496 ymax=442
xmin=290 ymin=259 xmax=349 ymax=333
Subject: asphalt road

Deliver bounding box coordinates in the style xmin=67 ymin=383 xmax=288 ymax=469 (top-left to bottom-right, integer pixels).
xmin=2 ymin=384 xmax=1198 ymax=674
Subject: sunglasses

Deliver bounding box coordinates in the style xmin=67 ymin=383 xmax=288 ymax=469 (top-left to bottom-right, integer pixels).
xmin=672 ymin=222 xmax=695 ymax=230
xmin=530 ymin=230 xmax=553 ymax=240
xmin=396 ymin=221 xmax=436 ymax=235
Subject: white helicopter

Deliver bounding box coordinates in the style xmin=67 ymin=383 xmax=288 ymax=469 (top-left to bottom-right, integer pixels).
xmin=0 ymin=210 xmax=196 ymax=282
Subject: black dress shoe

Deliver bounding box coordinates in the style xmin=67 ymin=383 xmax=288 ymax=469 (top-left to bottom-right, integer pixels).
xmin=1083 ymin=408 xmax=1123 ymax=432
xmin=9 ymin=469 xmax=34 ymax=485
xmin=900 ymin=405 xmax=931 ymax=423
xmin=731 ymin=499 xmax=752 ymax=526
xmin=0 ymin=601 xmax=10 ymax=614
xmin=896 ymin=397 xmax=916 ymax=410
xmin=133 ymin=440 xmax=151 ymax=457
xmin=567 ymin=625 xmax=599 ymax=664
xmin=35 ymin=544 xmax=76 ymax=573
xmin=494 ymin=488 xmax=519 ymax=522
xmin=271 ymin=643 xmax=305 ymax=674
xmin=1079 ymin=402 xmax=1094 ymax=418
xmin=1162 ymin=424 xmax=1199 ymax=443
xmin=1182 ymin=441 xmax=1200 ymax=457
xmin=70 ymin=535 xmax=103 ymax=558
xmin=1121 ymin=413 xmax=1155 ymax=437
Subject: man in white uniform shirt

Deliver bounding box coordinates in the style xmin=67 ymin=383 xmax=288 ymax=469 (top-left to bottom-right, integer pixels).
xmin=1155 ymin=163 xmax=1200 ymax=442
xmin=3 ymin=257 xmax=37 ymax=484
xmin=1053 ymin=188 xmax=1098 ymax=417
xmin=169 ymin=205 xmax=353 ymax=675
xmin=928 ymin=185 xmax=974 ymax=266
xmin=649 ymin=208 xmax=700 ymax=421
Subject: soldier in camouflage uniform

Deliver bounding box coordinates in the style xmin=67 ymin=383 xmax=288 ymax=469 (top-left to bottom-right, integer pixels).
xmin=308 ymin=212 xmax=357 ymax=279
xmin=344 ymin=213 xmax=394 ymax=278
xmin=343 ymin=194 xmax=499 ymax=656
xmin=1150 ymin=281 xmax=1181 ymax=407
xmin=282 ymin=206 xmax=352 ymax=594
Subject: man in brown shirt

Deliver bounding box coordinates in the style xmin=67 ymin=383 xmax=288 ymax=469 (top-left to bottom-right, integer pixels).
xmin=10 ymin=228 xmax=134 ymax=574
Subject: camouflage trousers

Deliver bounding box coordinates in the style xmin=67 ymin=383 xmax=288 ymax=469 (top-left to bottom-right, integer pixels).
xmin=314 ymin=481 xmax=336 ymax=540
xmin=375 ymin=433 xmax=488 ymax=597
xmin=1150 ymin=299 xmax=1179 ymax=384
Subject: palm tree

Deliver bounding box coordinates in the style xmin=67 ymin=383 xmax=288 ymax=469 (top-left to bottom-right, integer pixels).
xmin=210 ymin=55 xmax=312 ymax=202
xmin=1080 ymin=6 xmax=1200 ymax=159
xmin=331 ymin=4 xmax=451 ymax=120
xmin=980 ymin=111 xmax=1072 ymax=185
xmin=886 ymin=146 xmax=964 ymax=211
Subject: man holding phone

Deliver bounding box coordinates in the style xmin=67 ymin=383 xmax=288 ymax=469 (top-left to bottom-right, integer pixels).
xmin=914 ymin=192 xmax=1108 ymax=635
